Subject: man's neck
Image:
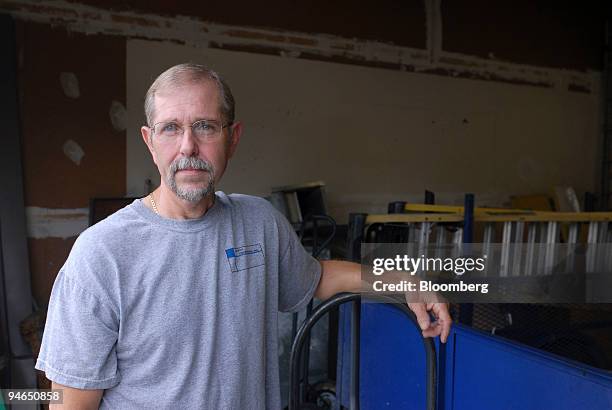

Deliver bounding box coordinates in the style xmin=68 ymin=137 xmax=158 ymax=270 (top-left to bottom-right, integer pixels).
xmin=146 ymin=186 xmax=215 ymax=220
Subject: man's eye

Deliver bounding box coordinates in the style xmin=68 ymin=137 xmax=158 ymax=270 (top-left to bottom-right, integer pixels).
xmin=194 ymin=121 xmax=211 ymax=131
xmin=162 ymin=123 xmax=179 ymax=133
xmin=194 ymin=121 xmax=219 ymax=134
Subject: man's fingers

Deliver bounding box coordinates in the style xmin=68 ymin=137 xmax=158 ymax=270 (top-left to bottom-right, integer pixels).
xmin=408 ymin=302 xmax=453 ymax=343
xmin=421 ymin=322 xmax=442 ymax=338
xmin=431 ymin=303 xmax=453 ymax=343
xmin=408 ymin=303 xmax=430 ymax=330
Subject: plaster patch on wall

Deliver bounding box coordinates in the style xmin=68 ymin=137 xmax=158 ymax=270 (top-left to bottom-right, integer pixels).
xmin=59 ymin=71 xmax=80 ymax=98
xmin=1 ymin=0 xmax=599 ymax=94
xmin=26 ymin=207 xmax=89 ymax=239
xmin=62 ymin=139 xmax=85 ymax=165
xmin=109 ymin=100 xmax=127 ymax=131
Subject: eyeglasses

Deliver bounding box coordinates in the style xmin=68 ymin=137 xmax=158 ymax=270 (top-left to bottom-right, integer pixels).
xmin=150 ymin=119 xmax=232 ymax=143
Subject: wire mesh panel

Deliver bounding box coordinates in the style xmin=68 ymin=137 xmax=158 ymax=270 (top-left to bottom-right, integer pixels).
xmin=353 ymin=208 xmax=612 ymax=371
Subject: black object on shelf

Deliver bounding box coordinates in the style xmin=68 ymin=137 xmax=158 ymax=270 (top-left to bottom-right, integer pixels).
xmin=269 ymin=182 xmax=327 ymax=227
xmin=89 ymin=197 xmax=140 ymax=226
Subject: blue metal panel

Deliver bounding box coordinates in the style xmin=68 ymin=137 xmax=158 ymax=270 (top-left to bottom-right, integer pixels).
xmin=337 ymin=303 xmax=428 ymax=409
xmin=338 ymin=309 xmax=612 ymax=410
xmin=360 ymin=303 xmax=428 ymax=409
xmin=446 ymin=324 xmax=612 ymax=410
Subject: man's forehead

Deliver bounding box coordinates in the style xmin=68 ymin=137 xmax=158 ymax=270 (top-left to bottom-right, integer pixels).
xmin=153 ymin=81 xmax=221 ymax=121
xmin=154 ymin=82 xmax=219 ymax=106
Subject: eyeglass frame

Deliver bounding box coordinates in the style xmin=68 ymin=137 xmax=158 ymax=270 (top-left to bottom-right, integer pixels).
xmin=147 ymin=118 xmax=234 ymax=143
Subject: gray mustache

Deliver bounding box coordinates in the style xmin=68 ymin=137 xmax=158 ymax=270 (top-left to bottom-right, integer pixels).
xmin=169 ymin=157 xmax=214 ymax=175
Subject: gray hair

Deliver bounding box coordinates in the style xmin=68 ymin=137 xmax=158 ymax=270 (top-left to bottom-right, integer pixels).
xmin=144 ymin=63 xmax=235 ymax=126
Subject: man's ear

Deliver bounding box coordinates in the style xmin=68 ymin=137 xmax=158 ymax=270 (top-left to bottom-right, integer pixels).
xmin=227 ymin=121 xmax=242 ymax=159
xmin=141 ymin=125 xmax=158 ymax=165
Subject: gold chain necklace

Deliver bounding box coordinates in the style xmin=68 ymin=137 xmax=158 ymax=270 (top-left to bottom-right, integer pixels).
xmin=148 ymin=192 xmax=215 ymax=216
xmin=148 ymin=193 xmax=159 ymax=215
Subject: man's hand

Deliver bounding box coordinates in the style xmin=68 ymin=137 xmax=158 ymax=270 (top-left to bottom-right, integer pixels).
xmin=315 ymin=260 xmax=453 ymax=342
xmin=407 ymin=303 xmax=452 ymax=343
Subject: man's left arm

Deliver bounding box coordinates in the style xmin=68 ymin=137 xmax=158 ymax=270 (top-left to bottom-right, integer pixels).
xmin=314 ymin=260 xmax=452 ymax=343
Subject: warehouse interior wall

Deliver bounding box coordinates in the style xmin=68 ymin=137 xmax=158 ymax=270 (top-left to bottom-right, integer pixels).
xmin=127 ymin=39 xmax=600 ymax=222
xmin=14 ymin=21 xmax=126 ymax=305
xmin=2 ymin=0 xmax=605 ymax=308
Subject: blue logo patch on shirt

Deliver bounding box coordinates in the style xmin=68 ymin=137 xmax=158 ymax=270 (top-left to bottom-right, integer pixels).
xmin=225 ymin=244 xmax=265 ymax=272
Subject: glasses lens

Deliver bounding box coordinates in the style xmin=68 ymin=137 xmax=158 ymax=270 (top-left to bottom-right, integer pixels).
xmin=193 ymin=120 xmax=221 ymax=138
xmin=156 ymin=122 xmax=181 ymax=138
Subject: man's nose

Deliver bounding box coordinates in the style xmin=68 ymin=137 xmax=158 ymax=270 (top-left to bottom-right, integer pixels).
xmin=179 ymin=126 xmax=198 ymax=157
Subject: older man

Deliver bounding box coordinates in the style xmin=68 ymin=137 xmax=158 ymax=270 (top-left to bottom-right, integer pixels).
xmin=36 ymin=63 xmax=451 ymax=409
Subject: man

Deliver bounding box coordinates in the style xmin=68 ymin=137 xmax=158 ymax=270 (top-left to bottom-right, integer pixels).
xmin=36 ymin=63 xmax=451 ymax=409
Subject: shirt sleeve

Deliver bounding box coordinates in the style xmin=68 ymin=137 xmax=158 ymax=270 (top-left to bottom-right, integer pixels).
xmin=276 ymin=212 xmax=322 ymax=313
xmin=35 ymin=270 xmax=120 ymax=389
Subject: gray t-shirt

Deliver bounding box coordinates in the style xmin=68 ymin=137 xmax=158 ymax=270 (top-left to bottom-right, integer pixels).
xmin=36 ymin=192 xmax=322 ymax=409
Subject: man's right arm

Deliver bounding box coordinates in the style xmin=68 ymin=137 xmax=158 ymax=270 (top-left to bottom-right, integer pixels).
xmin=50 ymin=382 xmax=103 ymax=410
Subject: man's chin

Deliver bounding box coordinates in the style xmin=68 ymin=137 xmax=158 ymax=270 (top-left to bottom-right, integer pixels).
xmin=173 ymin=184 xmax=213 ymax=202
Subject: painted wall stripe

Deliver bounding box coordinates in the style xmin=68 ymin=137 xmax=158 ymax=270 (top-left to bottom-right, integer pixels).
xmin=25 ymin=207 xmax=89 ymax=239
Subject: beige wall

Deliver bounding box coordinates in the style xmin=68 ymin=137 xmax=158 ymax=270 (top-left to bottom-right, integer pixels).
xmin=127 ymin=39 xmax=600 ymax=222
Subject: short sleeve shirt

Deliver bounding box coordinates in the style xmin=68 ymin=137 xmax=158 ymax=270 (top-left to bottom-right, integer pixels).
xmin=35 ymin=192 xmax=322 ymax=409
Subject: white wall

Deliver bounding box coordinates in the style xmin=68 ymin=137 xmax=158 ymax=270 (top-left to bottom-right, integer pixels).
xmin=127 ymin=39 xmax=600 ymax=222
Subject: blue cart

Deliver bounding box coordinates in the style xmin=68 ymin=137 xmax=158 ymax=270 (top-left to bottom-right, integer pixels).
xmin=335 ymin=301 xmax=612 ymax=410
